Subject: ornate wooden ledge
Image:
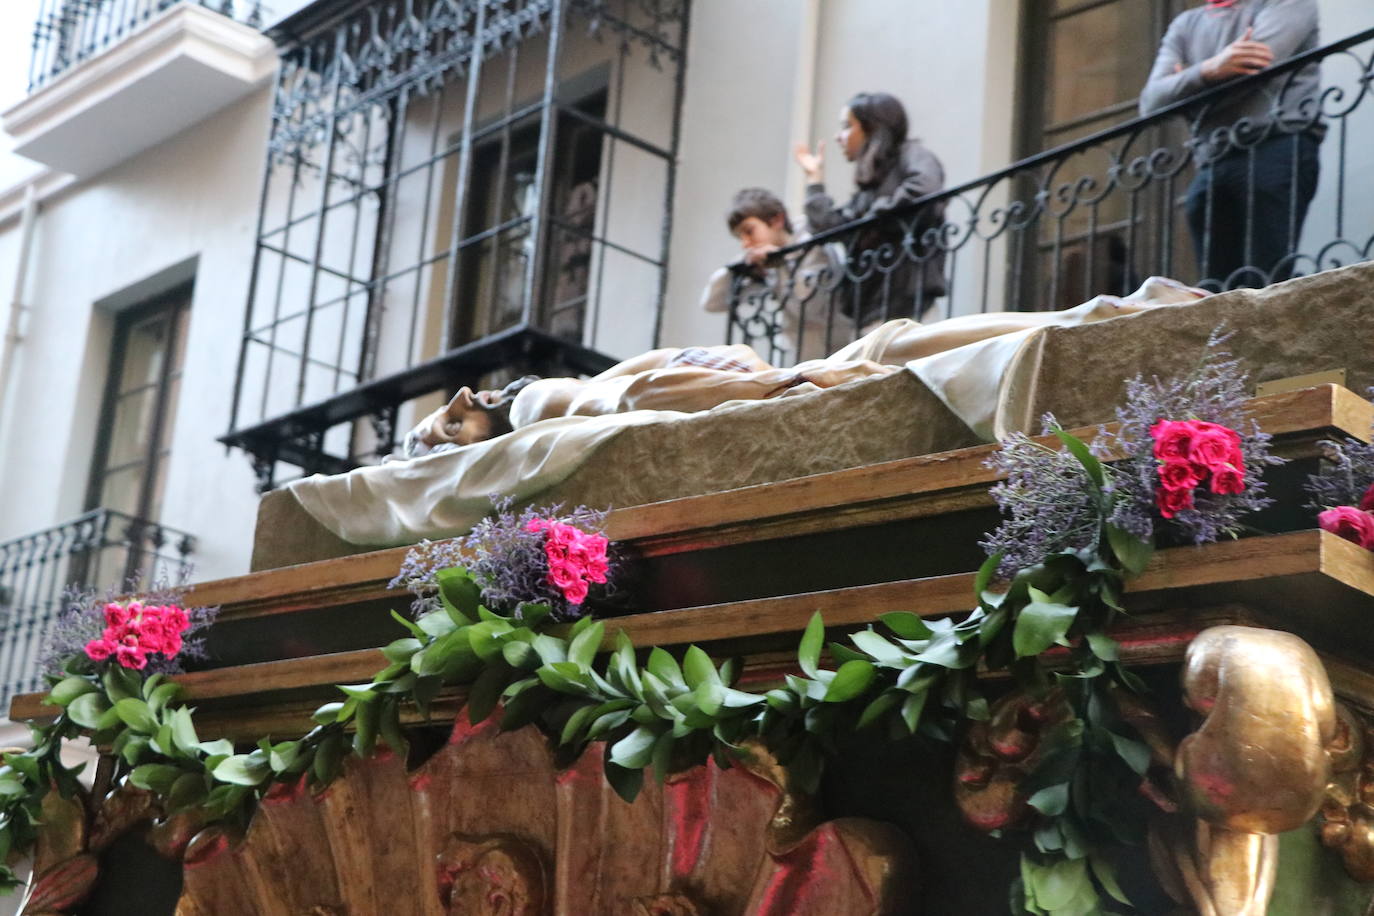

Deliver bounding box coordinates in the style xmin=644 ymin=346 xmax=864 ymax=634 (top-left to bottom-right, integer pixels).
xmin=167 ymin=383 xmax=1372 ymax=620
xmin=10 ymin=385 xmax=1374 ymax=915
xmin=11 ymin=386 xmax=1374 ymax=740
xmin=13 ymin=529 xmax=1374 ymax=737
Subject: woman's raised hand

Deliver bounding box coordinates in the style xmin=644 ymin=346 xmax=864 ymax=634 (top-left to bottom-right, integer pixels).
xmin=794 ymin=140 xmax=824 ymax=184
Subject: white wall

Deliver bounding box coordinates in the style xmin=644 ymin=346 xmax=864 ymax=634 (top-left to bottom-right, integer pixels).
xmin=0 ymin=0 xmax=44 ymax=191
xmin=0 ymin=89 xmax=272 ymax=580
xmin=659 ymin=0 xmax=804 ymax=350
xmin=1304 ymin=0 xmax=1374 ymax=271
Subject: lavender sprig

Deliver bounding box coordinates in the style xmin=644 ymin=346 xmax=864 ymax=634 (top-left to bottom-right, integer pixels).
xmin=980 ymin=415 xmax=1109 ymax=577
xmin=389 ymin=537 xmax=470 ymax=615
xmin=1306 ymin=440 xmax=1374 ymax=510
xmin=1304 ymin=391 xmax=1374 ymax=511
xmin=982 ymin=327 xmax=1281 ymax=574
xmin=390 ymin=497 xmax=615 ymax=621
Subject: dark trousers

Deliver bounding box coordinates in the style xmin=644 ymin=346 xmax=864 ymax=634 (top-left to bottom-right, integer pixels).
xmin=1185 ymin=132 xmax=1320 ymax=287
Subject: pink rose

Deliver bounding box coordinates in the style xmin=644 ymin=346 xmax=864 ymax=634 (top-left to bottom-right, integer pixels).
xmin=1187 ymin=422 xmax=1242 ymax=468
xmin=528 ymin=519 xmax=610 ymax=606
xmin=583 ymin=557 xmax=609 ymax=584
xmin=575 ymin=531 xmax=609 ymax=555
xmin=84 ymin=638 xmax=116 ymax=662
xmin=103 ymin=602 xmax=131 ymax=627
xmin=1151 ymin=420 xmax=1195 ymax=462
xmin=571 ymin=532 xmax=608 ymax=561
xmin=115 ymin=643 xmax=148 ymax=670
xmin=139 ymin=624 xmax=168 ymax=655
xmin=100 ymin=622 xmax=129 ymax=646
xmin=544 ymin=522 xmax=578 ymax=549
xmin=1156 ymin=486 xmax=1195 ymax=519
xmin=167 ymin=606 xmax=190 ymax=632
xmin=1210 ymin=465 xmax=1245 ymax=495
xmin=1158 ymin=459 xmax=1203 ymax=492
xmin=1360 ymin=483 xmax=1374 ymax=513
xmin=1318 ymin=506 xmax=1374 ymax=549
xmin=547 ymin=561 xmax=581 ymax=590
xmin=562 ymin=578 xmax=590 ymax=605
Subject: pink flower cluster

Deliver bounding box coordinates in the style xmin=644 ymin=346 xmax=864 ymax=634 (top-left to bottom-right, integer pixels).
xmin=84 ymin=601 xmax=191 ymax=670
xmin=525 ymin=519 xmax=610 ymax=606
xmin=1318 ymin=485 xmax=1374 ymax=549
xmin=1150 ymin=419 xmax=1246 ymax=519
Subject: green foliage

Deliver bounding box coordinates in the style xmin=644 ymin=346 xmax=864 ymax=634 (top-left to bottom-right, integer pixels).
xmin=762 ymin=436 xmax=1160 ymax=915
xmin=0 ymin=526 xmax=1162 ymax=916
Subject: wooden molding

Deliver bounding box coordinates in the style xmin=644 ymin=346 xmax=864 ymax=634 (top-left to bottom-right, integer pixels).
xmin=14 ymin=386 xmax=1372 ymax=731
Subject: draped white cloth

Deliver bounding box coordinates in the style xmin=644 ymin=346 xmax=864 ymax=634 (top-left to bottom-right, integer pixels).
xmin=290 ymin=409 xmax=688 ymax=545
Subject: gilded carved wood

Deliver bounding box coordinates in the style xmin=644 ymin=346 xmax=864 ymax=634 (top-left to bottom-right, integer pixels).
xmin=1158 ymin=626 xmax=1337 ymax=916
xmin=952 ymin=625 xmax=1354 ymax=916
xmin=1320 ymin=701 xmax=1374 ymax=881
xmin=165 ymin=713 xmax=917 ymax=915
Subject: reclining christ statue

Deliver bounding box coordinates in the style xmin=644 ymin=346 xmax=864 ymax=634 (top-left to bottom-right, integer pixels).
xmin=403 ymin=276 xmax=1206 ymax=458
xmin=290 ymin=277 xmax=1206 ymax=547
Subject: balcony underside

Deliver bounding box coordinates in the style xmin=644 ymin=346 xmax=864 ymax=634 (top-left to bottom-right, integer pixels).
xmin=2 ymin=4 xmax=276 ymax=178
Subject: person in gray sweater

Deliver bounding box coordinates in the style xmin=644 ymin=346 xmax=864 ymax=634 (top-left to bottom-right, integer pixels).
xmin=699 ymin=188 xmax=844 ymax=363
xmin=794 ymin=92 xmax=946 ymax=326
xmin=1140 ymin=0 xmax=1323 ymax=287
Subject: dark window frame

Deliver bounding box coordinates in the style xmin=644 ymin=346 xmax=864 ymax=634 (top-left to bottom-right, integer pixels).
xmin=1013 ymin=0 xmax=1193 ymax=308
xmin=85 ymin=281 xmax=194 ymax=530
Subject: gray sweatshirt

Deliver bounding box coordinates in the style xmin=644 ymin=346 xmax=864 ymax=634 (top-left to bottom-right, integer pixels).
xmin=1139 ymin=0 xmax=1322 ymax=152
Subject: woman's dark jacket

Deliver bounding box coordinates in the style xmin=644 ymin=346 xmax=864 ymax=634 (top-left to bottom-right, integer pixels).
xmin=804 ymin=139 xmax=947 ymax=325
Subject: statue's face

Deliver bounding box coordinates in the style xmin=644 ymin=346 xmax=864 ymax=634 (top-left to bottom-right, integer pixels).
xmin=441 ymin=387 xmax=497 ymax=445
xmin=836 ymin=107 xmax=866 ymax=162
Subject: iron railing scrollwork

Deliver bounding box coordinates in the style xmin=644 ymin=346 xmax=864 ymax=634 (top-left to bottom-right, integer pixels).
xmin=727 ymin=25 xmax=1374 ymax=367
xmin=0 ymin=510 xmax=196 ymax=706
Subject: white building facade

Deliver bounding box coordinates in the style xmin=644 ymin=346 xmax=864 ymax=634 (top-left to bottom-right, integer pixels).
xmin=0 ymin=0 xmax=1371 ymax=704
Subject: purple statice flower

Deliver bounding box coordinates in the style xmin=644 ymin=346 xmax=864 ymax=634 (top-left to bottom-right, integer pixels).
xmin=1306 ymin=439 xmax=1374 ymax=511
xmin=1098 ymin=326 xmax=1281 ymax=546
xmin=980 ymin=414 xmax=1109 ymax=577
xmin=388 ymin=537 xmax=470 ymax=615
xmin=39 ymin=575 xmax=218 ymax=677
xmin=1305 ymin=392 xmax=1374 ymax=511
xmin=982 ymin=327 xmax=1282 ymax=576
xmin=390 ymin=497 xmax=615 ymax=621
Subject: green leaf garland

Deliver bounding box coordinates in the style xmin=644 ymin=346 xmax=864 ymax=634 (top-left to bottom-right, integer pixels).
xmin=0 ymin=430 xmax=1168 ymax=915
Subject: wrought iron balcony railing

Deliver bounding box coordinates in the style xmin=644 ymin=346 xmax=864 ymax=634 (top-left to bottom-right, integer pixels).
xmin=27 ymin=0 xmax=270 ymax=91
xmin=224 ymin=0 xmax=690 ymax=491
xmin=726 ymin=25 xmax=1374 ymax=367
xmin=0 ymin=510 xmax=195 ymax=707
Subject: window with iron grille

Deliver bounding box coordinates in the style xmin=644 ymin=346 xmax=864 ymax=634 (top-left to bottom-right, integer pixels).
xmin=224 ymin=0 xmax=690 ymax=490
xmin=86 ymin=283 xmax=193 ymax=585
